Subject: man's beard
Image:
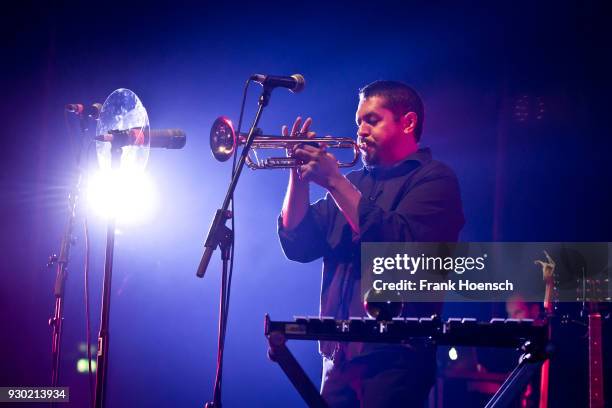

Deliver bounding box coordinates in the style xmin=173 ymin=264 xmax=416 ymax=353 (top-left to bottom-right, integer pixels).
xmin=360 ymin=144 xmax=380 ymax=166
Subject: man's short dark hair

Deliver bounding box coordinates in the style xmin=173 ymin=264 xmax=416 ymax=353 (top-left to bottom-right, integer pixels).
xmin=359 ymin=80 xmax=425 ymax=141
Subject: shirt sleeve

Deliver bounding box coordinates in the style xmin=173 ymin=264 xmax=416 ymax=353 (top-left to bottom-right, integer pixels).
xmin=277 ymin=194 xmax=334 ymax=263
xmin=358 ymin=172 xmax=465 ymax=242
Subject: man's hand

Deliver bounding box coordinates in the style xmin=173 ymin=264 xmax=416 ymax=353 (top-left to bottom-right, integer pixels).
xmin=535 ymin=250 xmax=555 ymax=282
xmin=293 ymin=144 xmax=342 ymax=189
xmin=281 ymin=117 xmax=342 ymax=189
xmin=282 ymin=116 xmax=315 ymax=182
xmin=280 ymin=116 xmax=314 ymax=230
xmin=281 ymin=116 xmax=362 ymax=234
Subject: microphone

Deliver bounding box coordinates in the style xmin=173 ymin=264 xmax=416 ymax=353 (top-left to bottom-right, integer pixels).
xmin=95 ymin=128 xmax=186 ymax=149
xmin=250 ymin=74 xmax=305 ymax=93
xmin=66 ymin=103 xmax=102 ymax=119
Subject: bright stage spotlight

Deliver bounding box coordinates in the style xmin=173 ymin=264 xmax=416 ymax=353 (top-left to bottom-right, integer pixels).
xmin=448 ymin=347 xmax=458 ymax=361
xmin=77 ymin=358 xmax=97 ymax=373
xmin=86 ymin=168 xmax=157 ymax=224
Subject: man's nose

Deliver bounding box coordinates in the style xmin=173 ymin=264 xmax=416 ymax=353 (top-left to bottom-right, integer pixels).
xmin=357 ymin=123 xmax=369 ymax=138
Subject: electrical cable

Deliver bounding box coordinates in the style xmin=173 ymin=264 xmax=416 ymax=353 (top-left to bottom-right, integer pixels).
xmin=211 ymin=77 xmax=252 ymax=403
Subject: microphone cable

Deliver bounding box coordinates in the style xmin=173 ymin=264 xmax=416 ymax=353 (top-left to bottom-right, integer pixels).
xmin=211 ymin=77 xmax=252 ymax=400
xmin=63 ymin=109 xmax=96 ymax=408
xmin=83 ymin=139 xmax=96 ymax=408
xmin=225 ymin=77 xmax=251 ymax=330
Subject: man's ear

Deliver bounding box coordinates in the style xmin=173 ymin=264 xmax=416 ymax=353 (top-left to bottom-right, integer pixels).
xmin=402 ymin=112 xmax=418 ymax=134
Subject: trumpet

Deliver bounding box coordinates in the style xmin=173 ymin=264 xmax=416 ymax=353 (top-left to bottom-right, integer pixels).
xmin=210 ymin=116 xmax=360 ymax=169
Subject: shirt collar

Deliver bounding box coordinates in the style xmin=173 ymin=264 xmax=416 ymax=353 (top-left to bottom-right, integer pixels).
xmin=364 ymin=147 xmax=431 ymax=179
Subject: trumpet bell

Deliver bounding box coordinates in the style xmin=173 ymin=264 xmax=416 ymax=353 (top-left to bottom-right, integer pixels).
xmin=210 ymin=116 xmax=236 ymax=162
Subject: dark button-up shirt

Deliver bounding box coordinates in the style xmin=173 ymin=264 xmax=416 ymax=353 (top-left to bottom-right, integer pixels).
xmin=278 ymin=148 xmax=465 ymax=360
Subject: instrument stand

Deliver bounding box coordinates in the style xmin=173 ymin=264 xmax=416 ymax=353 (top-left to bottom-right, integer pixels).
xmin=94 ymin=143 xmax=122 ymax=408
xmin=49 ymin=114 xmax=89 ymax=390
xmin=266 ymin=337 xmax=547 ymax=408
xmin=484 ymin=340 xmax=550 ymax=408
xmin=264 ymin=315 xmax=551 ymax=408
xmin=196 ymin=88 xmax=271 ymax=278
xmin=197 ymin=87 xmax=272 ymax=408
xmin=206 ymin=221 xmax=233 ymax=408
xmin=266 ymin=330 xmax=329 ymax=408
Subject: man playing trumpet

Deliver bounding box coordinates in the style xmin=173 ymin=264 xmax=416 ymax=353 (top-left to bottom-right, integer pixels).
xmin=278 ymin=80 xmax=465 ymax=407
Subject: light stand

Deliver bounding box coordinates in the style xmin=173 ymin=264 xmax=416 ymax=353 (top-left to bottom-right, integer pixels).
xmin=93 ymin=143 xmax=122 ymax=408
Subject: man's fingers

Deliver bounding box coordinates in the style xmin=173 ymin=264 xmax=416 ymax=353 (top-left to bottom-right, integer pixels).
xmin=543 ymin=250 xmax=555 ymax=265
xmin=300 ymin=117 xmax=313 ymax=135
xmin=299 ymin=163 xmax=313 ymax=181
xmin=290 ymin=116 xmax=302 ymax=136
xmin=296 ymin=144 xmax=322 ymax=152
xmin=284 ymin=116 xmax=313 ymax=138
xmin=293 ymin=147 xmax=318 ymax=162
xmin=293 ymin=143 xmax=328 ymax=158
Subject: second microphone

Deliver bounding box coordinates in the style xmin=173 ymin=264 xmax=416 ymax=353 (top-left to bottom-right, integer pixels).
xmin=95 ymin=128 xmax=187 ymax=149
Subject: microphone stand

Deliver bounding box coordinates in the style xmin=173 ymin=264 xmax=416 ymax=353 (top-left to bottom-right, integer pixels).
xmin=196 ymin=87 xmax=272 ymax=408
xmin=49 ymin=114 xmax=89 ymax=391
xmin=93 ymin=142 xmax=123 ymax=408
xmin=49 ymin=175 xmax=81 ymax=389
